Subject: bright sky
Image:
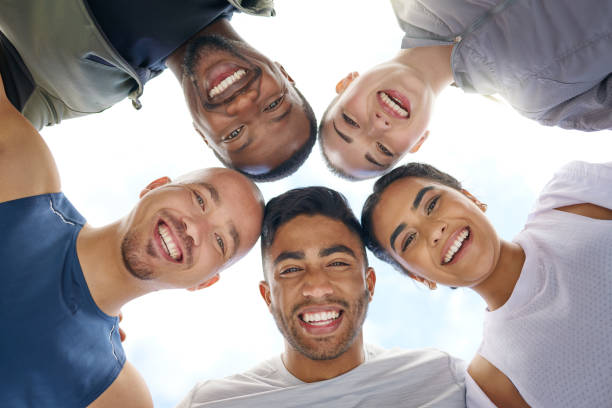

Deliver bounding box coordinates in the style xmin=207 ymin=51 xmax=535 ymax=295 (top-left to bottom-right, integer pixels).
xmin=41 ymin=2 xmax=612 ymax=407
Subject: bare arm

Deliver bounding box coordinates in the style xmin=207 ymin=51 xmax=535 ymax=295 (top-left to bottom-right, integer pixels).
xmin=0 ymin=71 xmax=60 ymax=203
xmin=88 ymin=361 xmax=153 ymax=408
xmin=555 ymin=203 xmax=612 ymax=220
xmin=468 ymin=354 xmax=530 ymax=408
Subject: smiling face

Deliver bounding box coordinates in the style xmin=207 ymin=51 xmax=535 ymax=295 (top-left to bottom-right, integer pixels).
xmin=183 ymin=36 xmax=311 ymax=176
xmin=121 ymin=168 xmax=263 ymax=289
xmin=320 ymin=62 xmax=434 ymax=179
xmin=371 ymin=177 xmax=500 ymax=288
xmin=260 ymin=214 xmax=375 ymax=360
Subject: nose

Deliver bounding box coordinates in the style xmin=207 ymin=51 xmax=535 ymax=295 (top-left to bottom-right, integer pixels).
xmin=181 ymin=213 xmax=213 ymax=247
xmin=302 ymin=267 xmax=333 ymax=298
xmin=429 ymin=221 xmax=447 ymax=246
xmin=372 ymin=112 xmax=390 ymax=130
xmin=225 ymin=89 xmax=258 ymax=116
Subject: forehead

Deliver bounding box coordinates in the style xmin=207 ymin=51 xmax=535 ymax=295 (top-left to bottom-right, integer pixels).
xmin=228 ymin=99 xmax=311 ymax=173
xmin=265 ymin=214 xmax=364 ymax=258
xmin=321 ymin=122 xmax=387 ymax=179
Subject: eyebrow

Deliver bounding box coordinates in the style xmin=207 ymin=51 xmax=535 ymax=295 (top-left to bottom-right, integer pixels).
xmin=319 ymin=244 xmax=357 ymax=258
xmin=271 ymin=103 xmax=293 ymax=123
xmin=390 ymin=223 xmax=406 ymax=251
xmin=332 ymin=121 xmax=353 ymax=143
xmin=413 ymin=186 xmax=434 ymax=209
xmin=273 ymin=250 xmax=305 ymax=266
xmin=229 ymin=224 xmax=240 ymax=259
xmin=235 ymin=137 xmax=253 ymax=153
xmin=365 ymin=153 xmax=385 ymax=168
xmin=198 ymin=182 xmax=220 ymax=205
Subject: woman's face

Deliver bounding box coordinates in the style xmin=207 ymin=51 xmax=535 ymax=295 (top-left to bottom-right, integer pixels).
xmin=371 ymin=177 xmax=501 ymax=288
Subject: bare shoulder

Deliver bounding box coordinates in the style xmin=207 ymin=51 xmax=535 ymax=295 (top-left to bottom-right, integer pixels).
xmin=0 ymin=82 xmax=60 ymax=202
xmin=468 ymin=354 xmax=530 ymax=408
xmin=88 ymin=361 xmax=153 ymax=408
xmin=555 ymin=203 xmax=612 ymax=220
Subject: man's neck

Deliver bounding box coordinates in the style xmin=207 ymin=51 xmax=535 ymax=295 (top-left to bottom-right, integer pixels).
xmin=76 ymin=221 xmax=151 ymax=317
xmin=472 ymin=240 xmax=526 ymax=311
xmin=282 ymin=334 xmax=366 ymax=383
xmin=166 ymin=18 xmax=244 ymax=80
xmin=394 ymin=45 xmax=455 ymax=96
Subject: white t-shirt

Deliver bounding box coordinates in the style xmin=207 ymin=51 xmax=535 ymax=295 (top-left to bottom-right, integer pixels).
xmin=177 ymin=344 xmax=466 ymax=407
xmin=466 ymin=161 xmax=612 ymax=407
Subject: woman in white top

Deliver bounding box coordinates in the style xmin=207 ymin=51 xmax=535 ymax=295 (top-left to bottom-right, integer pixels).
xmin=361 ymin=161 xmax=612 ymax=407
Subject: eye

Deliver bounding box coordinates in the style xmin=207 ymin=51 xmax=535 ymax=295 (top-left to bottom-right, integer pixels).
xmin=280 ymin=266 xmax=302 ymax=275
xmin=401 ymin=232 xmax=416 ymax=252
xmin=328 ymin=261 xmax=349 ymax=267
xmin=193 ymin=190 xmax=205 ymax=211
xmin=215 ymin=233 xmax=225 ymax=255
xmin=426 ymin=195 xmax=440 ymax=215
xmin=263 ymin=94 xmax=284 ymax=112
xmin=376 ymin=142 xmax=393 ymax=157
xmin=342 ymin=113 xmax=359 ymax=128
xmin=223 ymin=125 xmax=244 ymax=142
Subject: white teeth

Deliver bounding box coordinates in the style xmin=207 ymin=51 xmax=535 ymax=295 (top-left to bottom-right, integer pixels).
xmin=443 ymin=229 xmax=469 ymax=264
xmin=380 ymin=92 xmax=409 ymax=117
xmin=209 ymin=69 xmax=247 ymax=98
xmin=158 ymin=224 xmax=180 ymax=261
xmin=302 ymin=310 xmax=340 ymax=325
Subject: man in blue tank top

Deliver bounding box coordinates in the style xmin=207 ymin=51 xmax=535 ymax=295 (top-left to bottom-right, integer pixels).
xmin=0 ymin=0 xmax=316 ymax=182
xmin=0 ymin=72 xmax=264 ymax=407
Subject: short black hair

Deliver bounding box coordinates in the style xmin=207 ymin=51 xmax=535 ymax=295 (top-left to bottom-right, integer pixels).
xmin=261 ymin=186 xmax=367 ymax=267
xmin=361 ymin=162 xmax=462 ymax=276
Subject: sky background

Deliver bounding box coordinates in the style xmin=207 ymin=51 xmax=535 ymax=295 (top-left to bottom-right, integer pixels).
xmin=40 ymin=2 xmax=612 ymax=407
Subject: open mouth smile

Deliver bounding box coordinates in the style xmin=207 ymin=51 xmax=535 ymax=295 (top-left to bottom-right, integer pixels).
xmin=156 ymin=220 xmax=184 ymax=263
xmin=298 ymin=307 xmax=344 ymax=334
xmin=441 ymin=227 xmax=471 ymax=265
xmin=208 ymin=67 xmax=248 ymax=98
xmin=377 ymin=90 xmax=411 ymax=119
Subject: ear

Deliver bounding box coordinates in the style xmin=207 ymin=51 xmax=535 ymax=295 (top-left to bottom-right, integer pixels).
xmin=139 ymin=176 xmax=171 ymax=198
xmin=187 ymin=274 xmax=220 ymax=292
xmin=275 ymin=62 xmax=295 ymax=84
xmin=365 ymin=267 xmax=376 ymax=301
xmin=259 ymin=280 xmax=272 ymax=308
xmin=408 ymin=273 xmax=437 ymax=290
xmin=409 ymin=130 xmax=429 ymax=153
xmin=192 ymin=124 xmax=210 ymax=147
xmin=335 ymin=71 xmax=359 ymax=94
xmin=461 ymin=189 xmax=488 ymax=212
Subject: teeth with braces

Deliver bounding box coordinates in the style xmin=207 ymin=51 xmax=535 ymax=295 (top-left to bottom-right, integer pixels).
xmin=380 ymin=92 xmax=409 ymax=117
xmin=158 ymin=223 xmax=180 ymax=261
xmin=209 ymin=69 xmax=247 ymax=98
xmin=302 ymin=310 xmax=340 ymax=326
xmin=443 ymin=229 xmax=469 ymax=264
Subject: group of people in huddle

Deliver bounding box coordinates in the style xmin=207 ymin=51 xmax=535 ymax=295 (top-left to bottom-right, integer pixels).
xmin=1 ymin=0 xmax=610 ymax=407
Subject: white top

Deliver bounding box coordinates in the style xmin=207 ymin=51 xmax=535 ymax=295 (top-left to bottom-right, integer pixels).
xmin=466 ymin=161 xmax=612 ymax=407
xmin=177 ymin=344 xmax=466 ymax=407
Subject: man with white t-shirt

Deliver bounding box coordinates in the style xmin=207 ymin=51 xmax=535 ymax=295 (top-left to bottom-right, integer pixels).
xmin=177 ymin=186 xmax=466 ymax=408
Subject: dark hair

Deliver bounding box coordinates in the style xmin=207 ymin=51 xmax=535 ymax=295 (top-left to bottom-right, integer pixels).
xmin=361 ymin=162 xmax=462 ymax=276
xmin=261 ymin=186 xmax=367 ymax=264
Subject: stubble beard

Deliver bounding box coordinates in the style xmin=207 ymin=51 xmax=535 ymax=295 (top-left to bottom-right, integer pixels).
xmin=270 ymin=289 xmax=370 ymax=361
xmin=121 ymin=229 xmax=156 ymax=281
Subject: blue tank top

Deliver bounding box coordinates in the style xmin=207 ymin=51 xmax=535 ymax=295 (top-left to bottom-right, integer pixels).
xmin=0 ymin=193 xmax=126 ymax=407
